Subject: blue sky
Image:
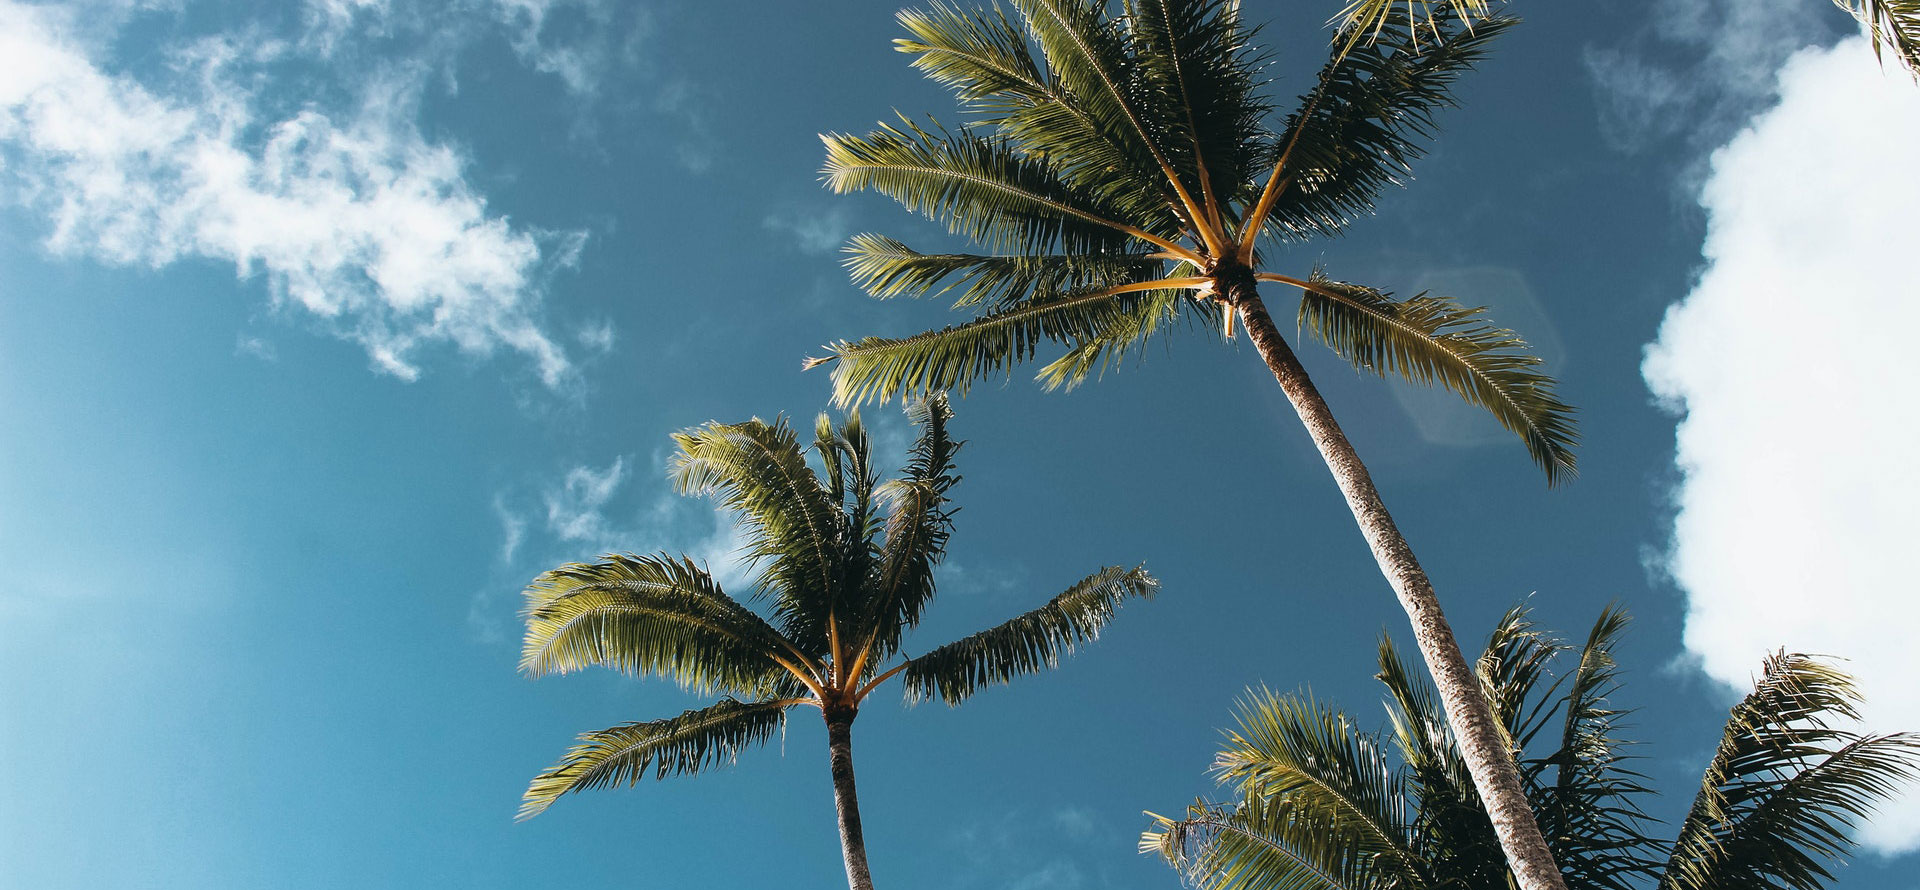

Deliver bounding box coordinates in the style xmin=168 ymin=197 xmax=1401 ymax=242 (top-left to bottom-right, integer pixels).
xmin=2 ymin=0 xmax=1917 ymax=887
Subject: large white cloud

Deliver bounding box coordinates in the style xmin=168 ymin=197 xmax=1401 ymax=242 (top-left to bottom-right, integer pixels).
xmin=0 ymin=0 xmax=588 ymax=385
xmin=1644 ymin=36 xmax=1920 ymax=852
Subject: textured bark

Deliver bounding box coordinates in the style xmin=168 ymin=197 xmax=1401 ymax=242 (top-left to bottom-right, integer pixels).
xmin=1233 ymin=290 xmax=1570 ymax=890
xmin=825 ymin=711 xmax=877 ymax=890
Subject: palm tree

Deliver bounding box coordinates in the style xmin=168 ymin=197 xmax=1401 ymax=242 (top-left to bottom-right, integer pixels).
xmin=806 ymin=2 xmax=1574 ymax=886
xmin=1145 ymin=606 xmax=1920 ymax=890
xmin=515 ymin=397 xmax=1158 ymax=890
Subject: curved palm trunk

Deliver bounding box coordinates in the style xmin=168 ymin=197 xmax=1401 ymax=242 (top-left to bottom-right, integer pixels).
xmin=825 ymin=710 xmax=877 ymax=890
xmin=1234 ymin=291 xmax=1569 ymax=890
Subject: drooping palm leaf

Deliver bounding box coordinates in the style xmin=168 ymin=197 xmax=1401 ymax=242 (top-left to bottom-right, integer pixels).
xmin=1834 ymin=0 xmax=1920 ymax=77
xmin=518 ymin=697 xmax=798 ymax=820
xmin=520 ymin=553 xmax=802 ymax=695
xmin=1329 ymin=0 xmax=1493 ymax=63
xmin=901 ymin=564 xmax=1156 ymax=704
xmin=843 ymin=233 xmax=1165 ymax=310
xmin=1291 ymin=272 xmax=1577 ymax=483
xmin=1661 ymin=654 xmax=1920 ymax=890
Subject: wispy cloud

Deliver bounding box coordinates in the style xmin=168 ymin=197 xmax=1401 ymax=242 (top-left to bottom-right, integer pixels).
xmin=764 ymin=205 xmax=855 ymax=256
xmin=1584 ymin=0 xmax=1836 ymax=155
xmin=0 ymin=0 xmax=601 ymax=386
xmin=1643 ymin=36 xmax=1920 ymax=853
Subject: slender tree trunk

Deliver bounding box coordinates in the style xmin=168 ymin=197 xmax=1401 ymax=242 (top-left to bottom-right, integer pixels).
xmin=825 ymin=709 xmax=877 ymax=890
xmin=1233 ymin=290 xmax=1570 ymax=890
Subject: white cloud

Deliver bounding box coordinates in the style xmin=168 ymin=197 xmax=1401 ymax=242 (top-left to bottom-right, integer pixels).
xmin=1643 ymin=36 xmax=1920 ymax=853
xmin=0 ymin=1 xmax=583 ymax=385
xmin=543 ymin=457 xmax=629 ymax=545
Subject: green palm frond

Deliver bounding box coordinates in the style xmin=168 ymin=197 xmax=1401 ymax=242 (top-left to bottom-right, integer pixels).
xmin=1476 ymin=605 xmax=1568 ymax=751
xmin=1264 ymin=9 xmax=1510 ymax=241
xmin=822 ymin=119 xmax=1157 ymax=255
xmin=671 ymin=417 xmax=845 ymax=656
xmin=858 ymin=395 xmax=961 ymax=662
xmin=1125 ymin=0 xmax=1267 ymax=215
xmin=813 ymin=287 xmax=1168 ymax=406
xmin=1834 ymin=0 xmax=1920 ymax=77
xmin=843 ymin=233 xmax=1166 ymax=309
xmin=1329 ymin=0 xmax=1493 ymax=62
xmin=895 ymin=2 xmax=1180 ymax=230
xmin=813 ymin=409 xmax=879 ymax=533
xmin=901 ymin=564 xmax=1156 ymax=705
xmin=520 ymin=554 xmax=795 ymax=695
xmin=1036 ymin=289 xmax=1202 ymax=391
xmin=518 ymin=697 xmax=797 ymax=820
xmin=1293 ymin=273 xmax=1578 ymax=483
xmin=1661 ymin=654 xmax=1920 ymax=890
xmin=1529 ymin=607 xmax=1660 ymax=890
xmin=1215 ymin=688 xmax=1427 ymax=887
xmin=1145 ymin=794 xmax=1396 ymax=890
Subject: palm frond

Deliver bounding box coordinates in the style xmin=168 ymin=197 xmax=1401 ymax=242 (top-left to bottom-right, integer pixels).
xmin=1375 ymin=635 xmax=1504 ymax=884
xmin=857 ymin=394 xmax=962 ymax=664
xmin=1036 ymin=288 xmax=1201 ymax=391
xmin=1662 ymin=654 xmax=1920 ymax=890
xmin=1145 ymin=794 xmax=1397 ymax=890
xmin=520 ymin=553 xmax=797 ymax=695
xmin=811 ymin=287 xmax=1167 ymax=406
xmin=1529 ymin=606 xmax=1661 ymax=890
xmin=1124 ymin=0 xmax=1268 ymax=230
xmin=1291 ymin=272 xmax=1578 ymax=484
xmin=900 ymin=564 xmax=1156 ymax=705
xmin=1214 ymin=687 xmax=1427 ymax=887
xmin=821 ymin=119 xmax=1172 ymax=256
xmin=1329 ymin=0 xmax=1493 ymax=62
xmin=1834 ymin=0 xmax=1920 ymax=77
xmin=671 ymin=418 xmax=847 ymax=657
xmin=1262 ymin=9 xmax=1510 ymax=241
xmin=518 ymin=697 xmax=797 ymax=820
xmin=843 ymin=233 xmax=1166 ymax=309
xmin=1476 ymin=604 xmax=1568 ymax=751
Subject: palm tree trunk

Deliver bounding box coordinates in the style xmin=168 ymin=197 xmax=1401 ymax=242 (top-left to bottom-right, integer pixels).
xmin=825 ymin=710 xmax=877 ymax=890
xmin=1234 ymin=291 xmax=1569 ymax=890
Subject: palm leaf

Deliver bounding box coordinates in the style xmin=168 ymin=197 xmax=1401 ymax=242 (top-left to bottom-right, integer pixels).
xmin=1292 ymin=272 xmax=1577 ymax=483
xmin=856 ymin=394 xmax=962 ymax=664
xmin=811 ymin=286 xmax=1167 ymax=406
xmin=518 ymin=697 xmax=797 ymax=820
xmin=671 ymin=418 xmax=847 ymax=657
xmin=1212 ymin=687 xmax=1429 ymax=888
xmin=1124 ymin=0 xmax=1268 ymax=227
xmin=900 ymin=564 xmax=1156 ymax=704
xmin=1834 ymin=0 xmax=1920 ymax=77
xmin=1329 ymin=0 xmax=1493 ymax=62
xmin=520 ymin=553 xmax=797 ymax=695
xmin=1145 ymin=794 xmax=1397 ymax=890
xmin=1036 ymin=288 xmax=1203 ymax=391
xmin=1528 ymin=607 xmax=1661 ymax=890
xmin=821 ymin=119 xmax=1165 ymax=255
xmin=843 ymin=233 xmax=1165 ymax=309
xmin=1375 ymin=635 xmax=1504 ymax=885
xmin=1661 ymin=654 xmax=1920 ymax=890
xmin=1262 ymin=9 xmax=1510 ymax=242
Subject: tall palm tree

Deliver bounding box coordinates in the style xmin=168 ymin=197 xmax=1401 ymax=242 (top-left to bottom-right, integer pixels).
xmin=1144 ymin=606 xmax=1920 ymax=890
xmin=806 ymin=2 xmax=1574 ymax=886
xmin=516 ymin=397 xmax=1158 ymax=890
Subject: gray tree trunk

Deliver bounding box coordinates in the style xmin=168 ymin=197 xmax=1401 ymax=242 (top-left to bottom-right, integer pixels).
xmin=1233 ymin=290 xmax=1570 ymax=890
xmin=825 ymin=710 xmax=877 ymax=890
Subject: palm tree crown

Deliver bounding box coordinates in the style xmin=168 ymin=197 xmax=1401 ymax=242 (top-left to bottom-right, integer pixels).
xmin=810 ymin=0 xmax=1575 ymax=479
xmin=516 ymin=396 xmax=1158 ymax=890
xmin=1145 ymin=606 xmax=1920 ymax=890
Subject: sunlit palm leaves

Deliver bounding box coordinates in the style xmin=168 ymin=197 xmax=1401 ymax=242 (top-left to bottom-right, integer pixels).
xmin=519 ymin=397 xmax=1157 ymax=820
xmin=1836 ymin=0 xmax=1920 ymax=76
xmin=1149 ymin=607 xmax=1919 ymax=890
xmin=816 ymin=0 xmax=1577 ymax=481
